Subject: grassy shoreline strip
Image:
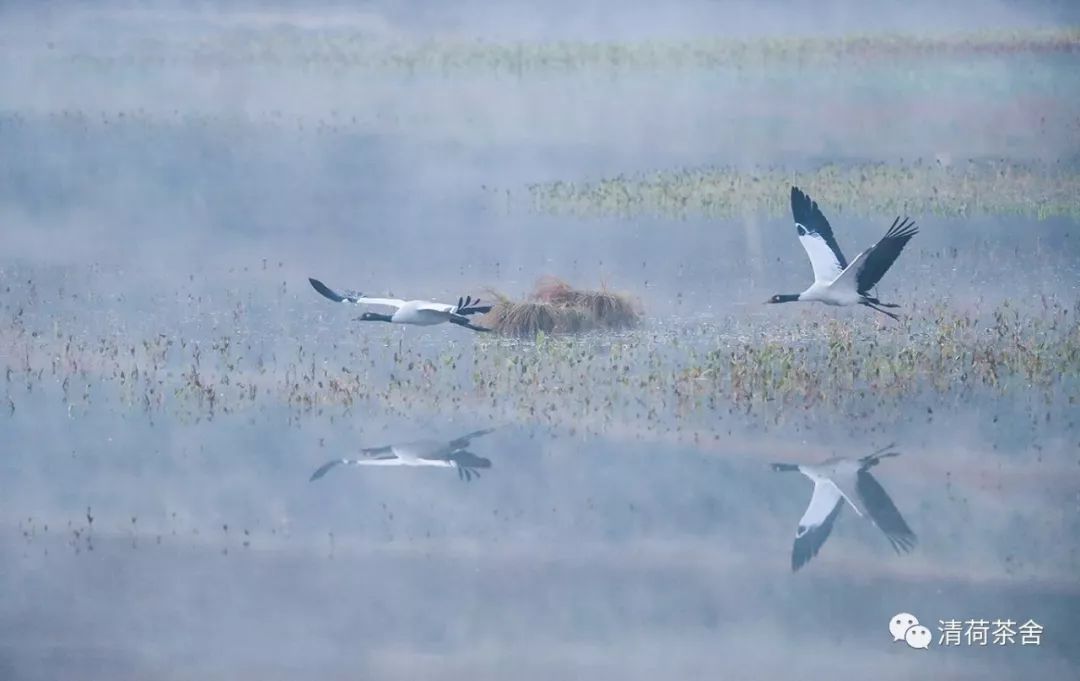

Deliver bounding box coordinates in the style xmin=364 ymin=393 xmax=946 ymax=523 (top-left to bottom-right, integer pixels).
xmin=51 ymin=27 xmax=1080 ymax=72
xmin=523 ymin=160 xmax=1080 ymax=220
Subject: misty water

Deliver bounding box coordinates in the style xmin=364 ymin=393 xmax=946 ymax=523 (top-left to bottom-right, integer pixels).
xmin=3 ymin=4 xmax=1080 ymax=680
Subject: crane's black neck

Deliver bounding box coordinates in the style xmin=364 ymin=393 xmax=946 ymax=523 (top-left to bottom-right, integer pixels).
xmin=772 ymin=294 xmax=800 ymax=303
xmin=357 ymin=313 xmax=393 ymax=323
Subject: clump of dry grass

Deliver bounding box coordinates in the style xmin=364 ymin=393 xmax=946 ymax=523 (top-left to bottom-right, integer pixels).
xmin=481 ymin=277 xmax=641 ymax=337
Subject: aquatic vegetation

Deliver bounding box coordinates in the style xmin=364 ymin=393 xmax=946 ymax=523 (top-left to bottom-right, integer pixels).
xmin=2 ymin=272 xmax=1076 ymax=437
xmin=522 ymin=159 xmax=1080 ymax=220
xmin=53 ymin=28 xmax=1080 ymax=74
xmin=683 ymin=302 xmax=1080 ymax=409
xmin=481 ymin=277 xmax=641 ymax=337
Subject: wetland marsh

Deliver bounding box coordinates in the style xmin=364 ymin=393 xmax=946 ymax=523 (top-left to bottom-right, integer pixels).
xmin=2 ymin=3 xmax=1079 ymax=680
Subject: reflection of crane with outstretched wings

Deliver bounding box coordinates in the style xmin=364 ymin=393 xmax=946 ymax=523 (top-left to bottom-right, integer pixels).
xmin=310 ymin=429 xmax=495 ymax=483
xmin=771 ymin=444 xmax=917 ymax=571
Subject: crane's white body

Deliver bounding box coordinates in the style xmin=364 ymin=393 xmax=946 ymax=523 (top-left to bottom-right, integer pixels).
xmin=385 ymin=301 xmax=459 ymax=326
xmin=796 ymin=279 xmax=861 ymax=307
xmin=352 ymin=440 xmax=458 ymax=467
xmin=796 ymin=233 xmax=883 ymax=306
xmin=795 ymin=458 xmax=868 ymax=519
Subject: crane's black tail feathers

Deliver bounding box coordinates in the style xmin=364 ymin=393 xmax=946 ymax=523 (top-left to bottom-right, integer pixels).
xmin=454 ymin=295 xmax=493 ymax=317
xmin=859 ymin=444 xmax=900 ymax=468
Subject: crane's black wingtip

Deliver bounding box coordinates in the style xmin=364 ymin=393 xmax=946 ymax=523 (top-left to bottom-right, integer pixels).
xmin=309 ymin=278 xmax=346 ymax=303
xmin=885 ymin=217 xmax=920 ymax=240
xmin=888 ymin=533 xmax=918 ymax=554
xmin=790 ymin=186 xmax=820 ymax=225
xmin=309 ymin=460 xmax=340 ymax=481
xmin=791 ymin=549 xmax=809 ymax=572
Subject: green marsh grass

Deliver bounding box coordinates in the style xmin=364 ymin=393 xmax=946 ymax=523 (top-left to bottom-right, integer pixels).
xmin=3 ymin=288 xmax=1077 ymax=434
xmin=56 ymin=28 xmax=1080 ymax=74
xmin=522 ymin=160 xmax=1080 ymax=221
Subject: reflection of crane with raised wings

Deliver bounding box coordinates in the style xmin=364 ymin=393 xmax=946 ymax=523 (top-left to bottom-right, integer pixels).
xmin=310 ymin=429 xmax=495 ymax=483
xmin=771 ymin=444 xmax=917 ymax=571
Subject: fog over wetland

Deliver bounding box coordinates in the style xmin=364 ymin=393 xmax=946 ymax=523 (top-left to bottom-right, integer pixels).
xmin=1 ymin=2 xmax=1079 ymax=680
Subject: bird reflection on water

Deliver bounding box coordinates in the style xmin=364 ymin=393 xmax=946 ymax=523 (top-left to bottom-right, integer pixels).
xmin=310 ymin=428 xmax=495 ymax=483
